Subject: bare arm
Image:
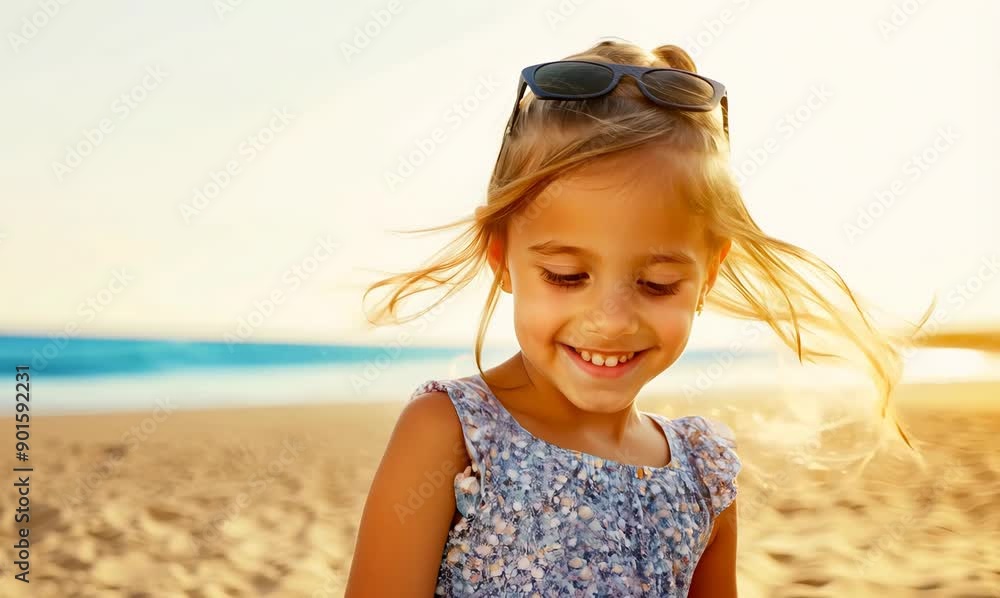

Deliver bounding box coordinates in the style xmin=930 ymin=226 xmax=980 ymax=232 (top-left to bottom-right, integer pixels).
xmin=688 ymin=499 xmax=739 ymax=598
xmin=345 ymin=392 xmax=470 ymax=598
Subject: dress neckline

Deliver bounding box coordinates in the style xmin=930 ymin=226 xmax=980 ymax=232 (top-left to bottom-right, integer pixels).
xmin=470 ymin=374 xmax=682 ymax=474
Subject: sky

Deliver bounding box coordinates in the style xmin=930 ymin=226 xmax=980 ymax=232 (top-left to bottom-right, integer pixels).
xmin=2 ymin=0 xmax=998 ymax=352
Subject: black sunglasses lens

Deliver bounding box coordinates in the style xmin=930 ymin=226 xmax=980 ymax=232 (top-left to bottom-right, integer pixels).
xmin=640 ymin=70 xmax=716 ymax=107
xmin=533 ymin=62 xmax=614 ymax=95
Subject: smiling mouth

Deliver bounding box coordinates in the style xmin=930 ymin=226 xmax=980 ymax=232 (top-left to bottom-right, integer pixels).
xmin=560 ymin=343 xmax=648 ymax=368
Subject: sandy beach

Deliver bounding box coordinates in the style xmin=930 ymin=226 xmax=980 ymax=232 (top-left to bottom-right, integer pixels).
xmin=2 ymin=380 xmax=997 ymax=597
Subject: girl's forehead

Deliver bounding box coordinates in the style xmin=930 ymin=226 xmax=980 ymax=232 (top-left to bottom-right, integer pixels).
xmin=513 ymin=163 xmax=708 ymax=254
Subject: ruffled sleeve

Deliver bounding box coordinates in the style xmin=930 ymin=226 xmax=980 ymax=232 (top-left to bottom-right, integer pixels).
xmin=678 ymin=415 xmax=741 ymax=520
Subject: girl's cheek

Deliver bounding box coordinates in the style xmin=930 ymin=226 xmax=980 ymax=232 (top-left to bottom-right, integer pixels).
xmin=515 ymin=290 xmax=567 ymax=330
xmin=652 ymin=304 xmax=696 ymax=339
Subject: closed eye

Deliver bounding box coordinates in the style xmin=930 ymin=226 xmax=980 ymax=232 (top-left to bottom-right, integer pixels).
xmin=540 ymin=269 xmax=588 ymax=287
xmin=642 ymin=281 xmax=681 ymax=296
xmin=539 ymin=269 xmax=682 ymax=297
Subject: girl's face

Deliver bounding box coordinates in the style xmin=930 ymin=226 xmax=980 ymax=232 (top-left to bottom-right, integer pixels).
xmin=490 ymin=153 xmax=728 ymax=413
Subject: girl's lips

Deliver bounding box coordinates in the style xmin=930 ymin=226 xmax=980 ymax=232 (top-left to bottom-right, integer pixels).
xmin=560 ymin=343 xmax=646 ymax=379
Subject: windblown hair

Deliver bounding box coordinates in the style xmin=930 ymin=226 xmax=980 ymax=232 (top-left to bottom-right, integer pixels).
xmin=363 ymin=38 xmax=929 ymax=456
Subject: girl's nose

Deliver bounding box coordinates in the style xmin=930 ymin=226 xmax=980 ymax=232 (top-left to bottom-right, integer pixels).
xmin=579 ymin=281 xmax=640 ymax=340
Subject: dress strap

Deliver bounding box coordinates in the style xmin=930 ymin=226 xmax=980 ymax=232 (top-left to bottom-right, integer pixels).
xmin=646 ymin=413 xmax=687 ymax=469
xmin=409 ymin=376 xmax=502 ymax=519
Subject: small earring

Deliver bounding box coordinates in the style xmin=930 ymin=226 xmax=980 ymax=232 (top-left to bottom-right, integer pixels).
xmin=696 ymin=300 xmax=704 ymax=316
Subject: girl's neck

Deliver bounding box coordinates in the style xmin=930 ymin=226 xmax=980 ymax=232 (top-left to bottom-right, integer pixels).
xmin=480 ymin=351 xmax=648 ymax=446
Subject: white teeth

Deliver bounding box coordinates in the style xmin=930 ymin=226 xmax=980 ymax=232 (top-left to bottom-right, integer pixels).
xmin=571 ymin=347 xmax=637 ymax=367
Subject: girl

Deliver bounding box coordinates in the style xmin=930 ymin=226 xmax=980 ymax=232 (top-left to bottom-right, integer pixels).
xmin=346 ymin=39 xmax=915 ymax=597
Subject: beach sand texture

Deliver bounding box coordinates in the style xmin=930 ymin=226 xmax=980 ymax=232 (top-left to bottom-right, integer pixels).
xmin=1 ymin=382 xmax=997 ymax=597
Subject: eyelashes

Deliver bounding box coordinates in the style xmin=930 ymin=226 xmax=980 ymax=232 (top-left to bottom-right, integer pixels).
xmin=539 ymin=269 xmax=682 ymax=297
xmin=539 ymin=270 xmax=588 ymax=286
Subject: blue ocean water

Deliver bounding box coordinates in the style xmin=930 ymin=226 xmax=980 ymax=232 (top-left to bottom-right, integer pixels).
xmin=2 ymin=334 xmax=996 ymax=415
xmin=0 ymin=334 xmax=464 ymax=378
xmin=0 ymin=334 xmax=766 ymax=414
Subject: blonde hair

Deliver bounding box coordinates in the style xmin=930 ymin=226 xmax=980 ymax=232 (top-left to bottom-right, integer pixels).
xmin=363 ymin=39 xmax=929 ymax=454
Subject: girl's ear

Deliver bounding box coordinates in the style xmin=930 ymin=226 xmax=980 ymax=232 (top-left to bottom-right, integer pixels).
xmin=487 ymin=236 xmax=511 ymax=293
xmin=703 ymin=238 xmax=732 ymax=296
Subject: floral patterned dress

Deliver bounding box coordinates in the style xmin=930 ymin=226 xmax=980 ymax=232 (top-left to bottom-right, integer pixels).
xmin=410 ymin=374 xmax=741 ymax=597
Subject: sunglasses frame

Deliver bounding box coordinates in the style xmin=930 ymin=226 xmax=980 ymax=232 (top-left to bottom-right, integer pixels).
xmin=496 ymin=60 xmax=729 ymax=163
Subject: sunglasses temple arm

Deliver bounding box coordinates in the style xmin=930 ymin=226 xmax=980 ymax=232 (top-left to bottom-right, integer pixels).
xmin=504 ymin=78 xmax=528 ymax=137
xmin=721 ymin=95 xmax=730 ymax=144
xmin=494 ymin=78 xmax=528 ymax=166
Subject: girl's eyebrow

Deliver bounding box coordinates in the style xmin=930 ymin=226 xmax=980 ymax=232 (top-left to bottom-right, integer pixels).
xmin=528 ymin=241 xmax=594 ymax=258
xmin=528 ymin=241 xmax=696 ymax=266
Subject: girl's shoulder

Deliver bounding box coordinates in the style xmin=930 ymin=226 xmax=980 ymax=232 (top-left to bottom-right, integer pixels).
xmin=408 ymin=374 xmax=504 ymax=455
xmin=409 ymin=375 xmax=501 ymax=424
xmin=409 ymin=375 xmax=487 ymax=402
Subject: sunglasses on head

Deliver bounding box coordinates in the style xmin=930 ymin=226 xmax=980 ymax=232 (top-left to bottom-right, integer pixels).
xmin=496 ymin=60 xmax=729 ymax=162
